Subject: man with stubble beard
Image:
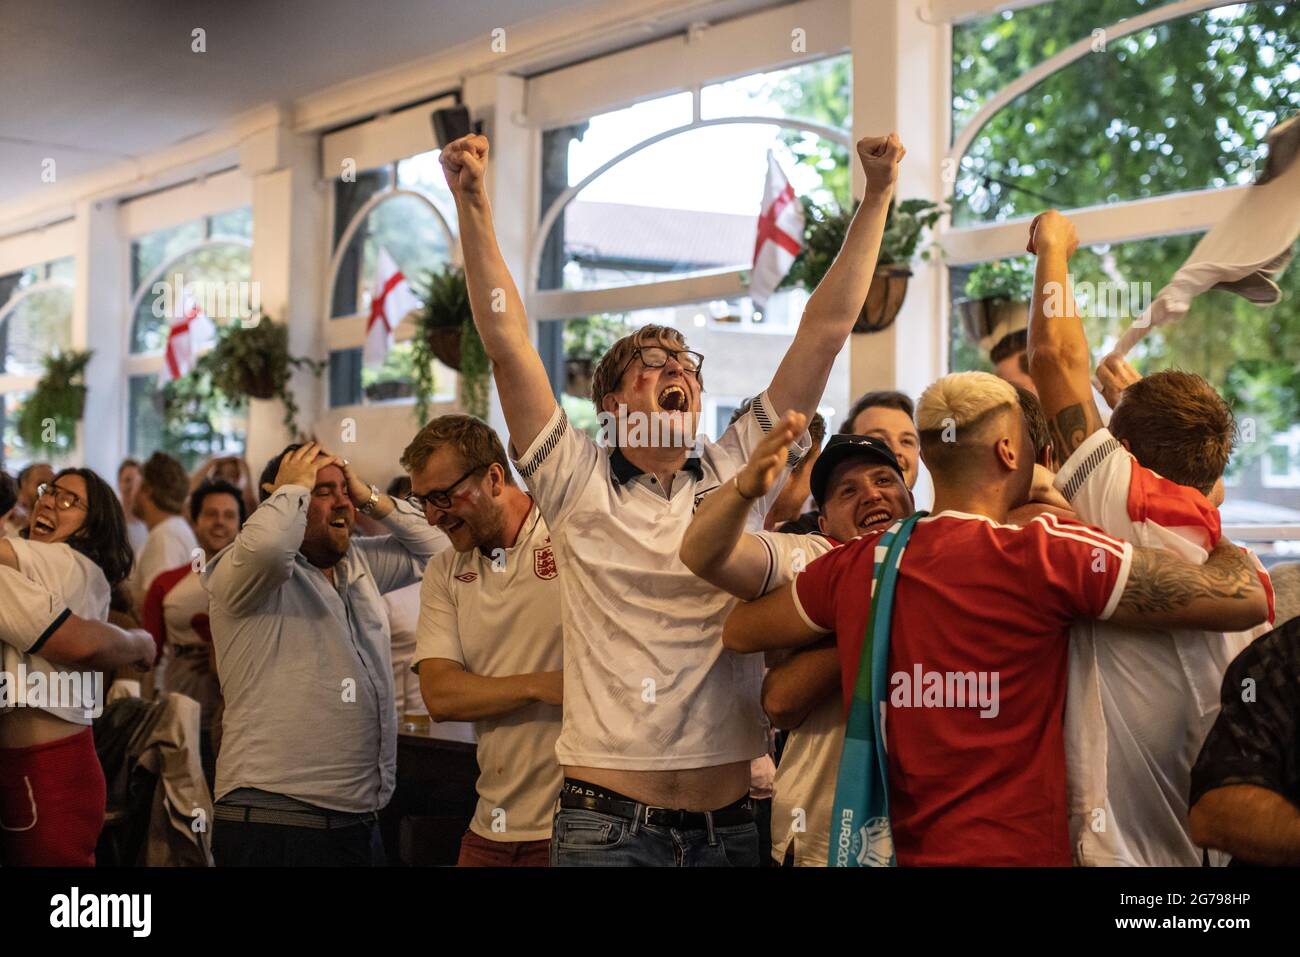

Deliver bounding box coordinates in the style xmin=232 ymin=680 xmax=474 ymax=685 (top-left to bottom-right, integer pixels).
xmin=202 ymin=442 xmax=448 ymax=866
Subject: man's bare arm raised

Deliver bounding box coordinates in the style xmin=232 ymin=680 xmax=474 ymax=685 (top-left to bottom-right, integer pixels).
xmin=1025 ymin=209 xmax=1104 ymax=462
xmin=767 ymin=135 xmax=906 ymax=419
xmin=441 ymin=135 xmax=556 ymax=453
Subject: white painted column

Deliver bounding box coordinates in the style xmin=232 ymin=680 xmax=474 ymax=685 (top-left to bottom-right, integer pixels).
xmin=242 ymin=124 xmax=328 ymax=474
xmin=74 ymin=197 xmax=128 ymax=478
xmin=463 ymin=72 xmax=535 ymax=443
xmin=848 ymin=0 xmax=947 ymax=404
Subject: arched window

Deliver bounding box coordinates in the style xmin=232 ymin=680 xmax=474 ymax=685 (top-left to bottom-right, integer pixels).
xmin=0 ymin=259 xmax=75 ymax=468
xmin=326 ymin=151 xmax=458 ymax=408
xmin=945 ymin=1 xmax=1300 ymax=545
xmin=125 ymin=210 xmax=253 ymax=466
xmin=531 ymin=54 xmax=854 ymax=438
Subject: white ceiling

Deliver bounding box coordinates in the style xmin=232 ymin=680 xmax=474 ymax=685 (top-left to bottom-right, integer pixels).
xmin=0 ymin=0 xmax=777 ymax=211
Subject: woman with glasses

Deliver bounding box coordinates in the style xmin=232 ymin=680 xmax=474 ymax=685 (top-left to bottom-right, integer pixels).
xmin=0 ymin=467 xmax=135 ymax=865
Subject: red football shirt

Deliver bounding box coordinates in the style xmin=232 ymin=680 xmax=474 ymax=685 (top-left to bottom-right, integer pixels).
xmin=792 ymin=510 xmax=1132 ymax=866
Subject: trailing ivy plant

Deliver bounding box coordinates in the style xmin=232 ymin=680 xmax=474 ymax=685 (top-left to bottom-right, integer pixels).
xmin=780 ymin=196 xmax=944 ymax=292
xmin=163 ymin=315 xmax=323 ymax=439
xmin=16 ymin=349 xmax=92 ymax=456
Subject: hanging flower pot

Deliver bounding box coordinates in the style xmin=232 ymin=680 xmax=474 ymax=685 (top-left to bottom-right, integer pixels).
xmin=855 ymin=264 xmax=913 ymax=333
xmin=426 ymin=326 xmax=463 ymax=371
xmin=564 ymin=357 xmax=595 ymax=400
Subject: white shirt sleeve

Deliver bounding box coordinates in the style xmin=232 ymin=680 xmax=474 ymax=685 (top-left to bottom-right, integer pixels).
xmin=0 ymin=565 xmax=71 ymax=655
xmin=750 ymin=531 xmax=837 ymax=595
xmin=511 ymin=405 xmax=602 ymax=527
xmin=413 ymin=555 xmax=465 ymax=670
xmin=711 ymin=390 xmax=812 ymax=519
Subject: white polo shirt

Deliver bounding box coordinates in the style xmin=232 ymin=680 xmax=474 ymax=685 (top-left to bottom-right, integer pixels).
xmin=512 ymin=391 xmax=806 ymax=771
xmin=1056 ymin=428 xmax=1274 ymax=866
xmin=133 ymin=514 xmax=198 ymax=597
xmin=414 ymin=503 xmax=563 ymax=842
xmin=0 ymin=540 xmax=110 ymax=726
xmin=754 ymin=529 xmax=844 ymax=867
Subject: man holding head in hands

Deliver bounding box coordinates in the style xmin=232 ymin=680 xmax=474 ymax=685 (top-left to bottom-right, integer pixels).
xmin=202 ymin=441 xmax=447 ymax=867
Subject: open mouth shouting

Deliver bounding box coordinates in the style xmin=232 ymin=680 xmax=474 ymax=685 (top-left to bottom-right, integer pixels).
xmin=657 ymin=384 xmax=689 ymax=412
xmin=328 ymin=512 xmax=351 ymax=532
xmin=30 ymin=510 xmax=58 ymax=539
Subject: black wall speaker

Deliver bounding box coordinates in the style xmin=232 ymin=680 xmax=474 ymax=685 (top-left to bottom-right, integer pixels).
xmin=431 ymin=106 xmax=473 ymax=147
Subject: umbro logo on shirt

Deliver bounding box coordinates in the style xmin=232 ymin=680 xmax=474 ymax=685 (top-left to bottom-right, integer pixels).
xmin=455 ymin=572 xmax=478 ymax=583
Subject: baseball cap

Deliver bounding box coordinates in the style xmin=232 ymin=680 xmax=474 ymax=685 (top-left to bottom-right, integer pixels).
xmin=810 ymin=434 xmax=905 ymax=506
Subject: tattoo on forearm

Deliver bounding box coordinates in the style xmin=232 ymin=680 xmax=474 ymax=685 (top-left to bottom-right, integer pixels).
xmin=1047 ymin=403 xmax=1099 ymax=460
xmin=1117 ymin=542 xmax=1255 ymax=616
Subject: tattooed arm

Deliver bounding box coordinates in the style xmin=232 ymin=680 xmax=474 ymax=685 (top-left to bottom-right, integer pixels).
xmin=1109 ymin=536 xmax=1268 ymax=632
xmin=1024 ymin=210 xmax=1102 ymax=463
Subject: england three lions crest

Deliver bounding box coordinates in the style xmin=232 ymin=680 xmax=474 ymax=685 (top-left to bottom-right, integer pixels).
xmin=534 ymin=546 xmax=558 ymax=580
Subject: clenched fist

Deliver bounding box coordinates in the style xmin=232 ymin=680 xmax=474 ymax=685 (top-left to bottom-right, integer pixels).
xmin=1095 ymin=353 xmax=1142 ymax=409
xmin=441 ymin=134 xmax=489 ymax=196
xmin=1027 ymin=209 xmax=1079 ymax=259
xmin=857 ymin=133 xmax=906 ymax=194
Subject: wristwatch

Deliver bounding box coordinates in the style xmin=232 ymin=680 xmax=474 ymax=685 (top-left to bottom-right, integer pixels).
xmin=358 ymin=484 xmax=380 ymax=514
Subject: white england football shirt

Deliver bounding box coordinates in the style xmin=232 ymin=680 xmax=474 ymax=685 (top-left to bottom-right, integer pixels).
xmin=1055 ymin=428 xmax=1274 ymax=866
xmin=0 ymin=539 xmax=111 ymax=726
xmin=414 ymin=504 xmax=563 ymax=841
xmin=511 ymin=390 xmax=807 ymax=771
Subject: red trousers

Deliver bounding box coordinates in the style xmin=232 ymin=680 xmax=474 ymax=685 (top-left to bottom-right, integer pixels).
xmin=456 ymin=829 xmax=550 ymax=867
xmin=0 ymin=726 xmax=106 ymax=866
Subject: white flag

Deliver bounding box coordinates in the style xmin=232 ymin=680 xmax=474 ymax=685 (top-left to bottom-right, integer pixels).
xmin=749 ymin=151 xmax=806 ymax=309
xmin=365 ymin=247 xmax=422 ymax=369
xmin=160 ymin=290 xmax=215 ymax=383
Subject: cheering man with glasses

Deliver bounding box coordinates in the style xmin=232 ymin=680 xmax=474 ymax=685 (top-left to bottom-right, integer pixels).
xmin=440 ymin=128 xmax=906 ymax=866
xmin=201 ymin=442 xmax=447 ymax=866
xmin=403 ymin=414 xmax=563 ymax=867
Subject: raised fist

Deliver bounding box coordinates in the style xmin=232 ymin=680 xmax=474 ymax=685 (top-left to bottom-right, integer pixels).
xmin=440 ymin=134 xmax=489 ymax=196
xmin=857 ymin=133 xmax=906 ymax=194
xmin=1026 ymin=209 xmax=1079 ymax=259
xmin=1095 ymin=353 xmax=1142 ymax=409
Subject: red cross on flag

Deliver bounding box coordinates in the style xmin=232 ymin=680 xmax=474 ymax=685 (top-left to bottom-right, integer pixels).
xmin=365 ymin=246 xmax=422 ymax=369
xmin=160 ymin=291 xmax=216 ymax=383
xmin=749 ymin=151 xmax=805 ymax=309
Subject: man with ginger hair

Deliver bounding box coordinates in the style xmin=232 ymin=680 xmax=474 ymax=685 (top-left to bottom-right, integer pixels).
xmin=1025 ymin=209 xmax=1274 ymax=865
xmin=724 ymin=370 xmax=1269 ymax=865
xmin=441 ymin=128 xmax=907 ymax=866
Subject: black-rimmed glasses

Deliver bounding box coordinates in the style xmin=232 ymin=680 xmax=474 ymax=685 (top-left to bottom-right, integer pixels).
xmin=614 ymin=346 xmax=705 ymax=389
xmin=406 ymin=465 xmax=487 ymax=511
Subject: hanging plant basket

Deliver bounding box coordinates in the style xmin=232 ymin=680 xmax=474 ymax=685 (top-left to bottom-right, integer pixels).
xmin=855 ymin=264 xmax=913 ymax=334
xmin=15 ymin=350 xmax=93 ymax=456
xmin=426 ymin=325 xmax=464 ymax=371
xmin=239 ymin=368 xmax=277 ymax=401
xmin=956 ymin=298 xmax=1030 ymax=350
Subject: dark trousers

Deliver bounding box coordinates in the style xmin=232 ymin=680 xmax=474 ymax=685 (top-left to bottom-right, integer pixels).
xmin=213 ymin=817 xmax=386 ymax=867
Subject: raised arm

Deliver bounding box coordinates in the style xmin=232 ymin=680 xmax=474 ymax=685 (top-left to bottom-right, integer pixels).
xmin=681 ymin=410 xmax=806 ymax=599
xmin=338 ymin=459 xmax=446 ymax=593
xmin=204 ymin=443 xmax=337 ymax=614
xmin=1109 ymin=536 xmax=1268 ymax=632
xmin=441 ymin=135 xmax=556 ymax=452
xmin=767 ymin=135 xmax=904 ymax=419
xmin=418 ymin=658 xmax=562 ymax=723
xmin=1025 ymin=210 xmax=1103 ymax=462
xmin=723 ymin=581 xmax=825 ymax=654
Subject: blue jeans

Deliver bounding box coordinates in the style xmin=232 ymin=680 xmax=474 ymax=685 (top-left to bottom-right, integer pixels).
xmin=550 ymin=806 xmax=760 ymax=867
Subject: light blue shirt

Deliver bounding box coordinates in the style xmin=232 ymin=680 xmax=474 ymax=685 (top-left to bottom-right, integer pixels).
xmin=202 ymin=486 xmax=445 ymax=813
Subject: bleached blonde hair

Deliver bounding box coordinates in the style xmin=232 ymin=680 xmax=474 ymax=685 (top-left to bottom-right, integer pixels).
xmin=916 ymin=371 xmax=1018 ymax=433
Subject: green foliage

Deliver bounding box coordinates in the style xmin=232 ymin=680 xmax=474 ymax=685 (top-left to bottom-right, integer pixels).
xmin=414 ymin=265 xmax=490 ymax=422
xmin=763 ymin=56 xmax=853 ymax=209
xmin=963 ymin=256 xmax=1035 ymax=302
xmin=949 ymin=3 xmax=1300 ymax=482
xmin=564 ymin=314 xmax=627 ymax=360
xmin=781 ymin=196 xmax=942 ymax=291
xmin=164 ymin=316 xmax=323 ymax=440
xmin=16 ymin=350 xmax=92 ymax=455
